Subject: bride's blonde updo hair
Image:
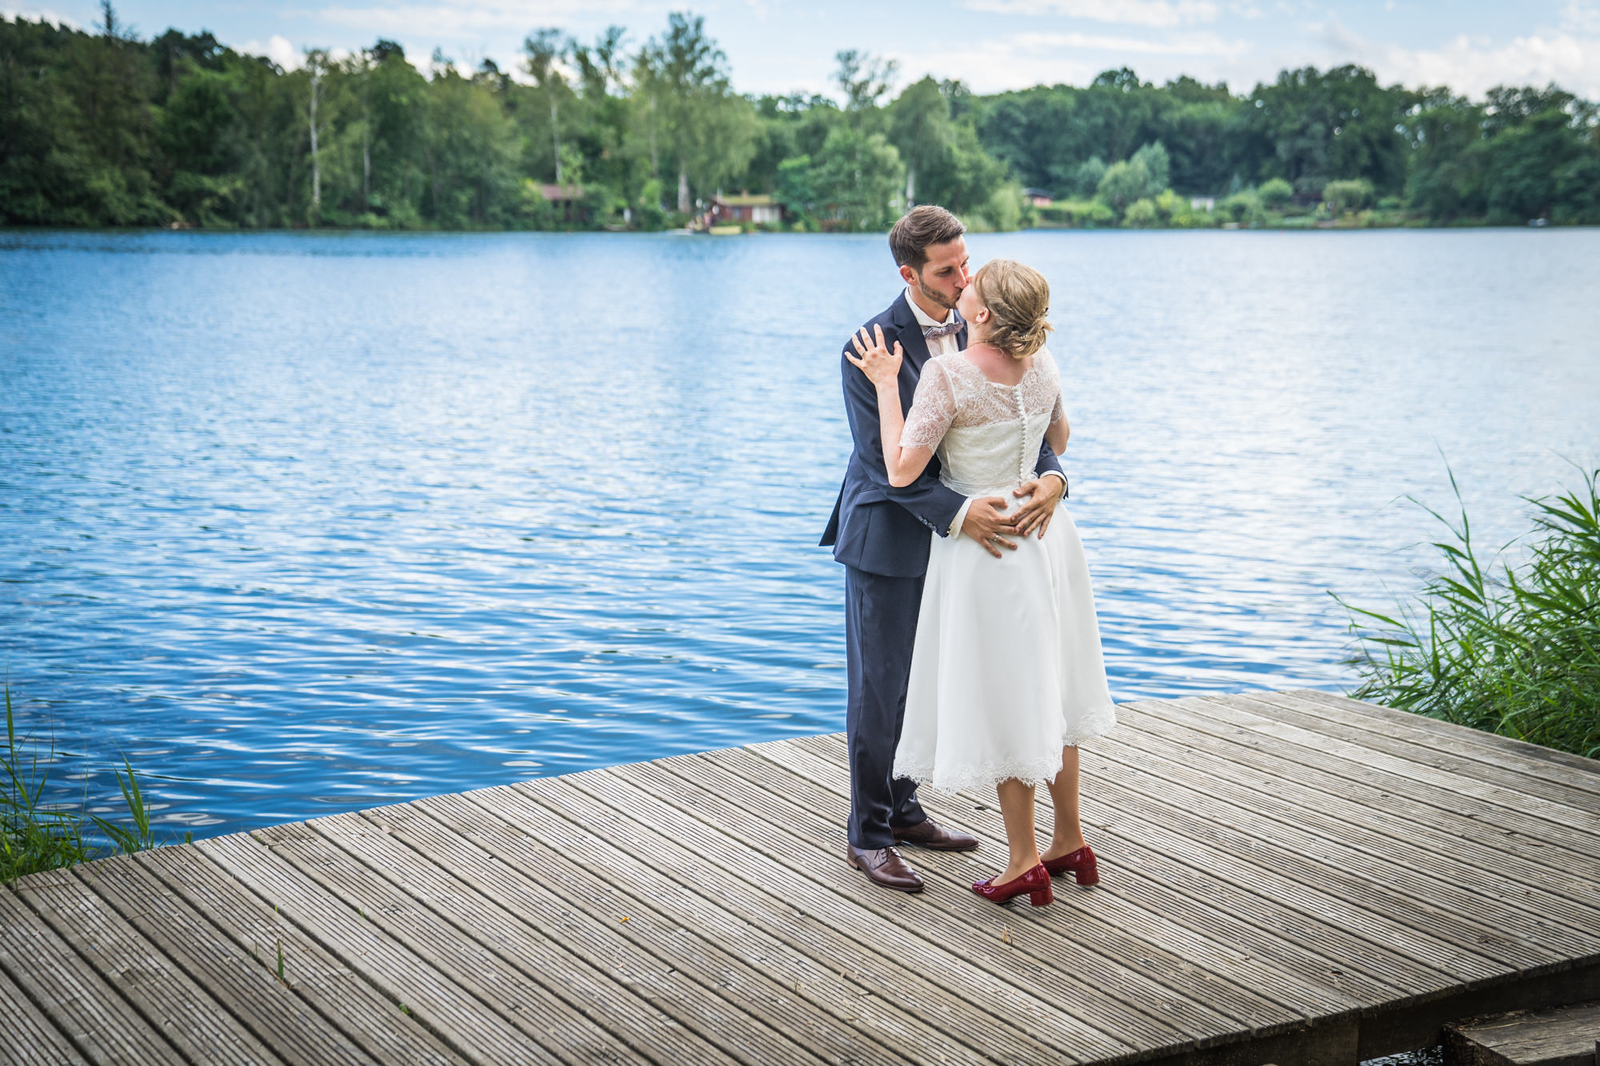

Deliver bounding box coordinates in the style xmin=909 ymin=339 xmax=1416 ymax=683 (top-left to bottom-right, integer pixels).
xmin=972 ymin=259 xmax=1052 ymax=360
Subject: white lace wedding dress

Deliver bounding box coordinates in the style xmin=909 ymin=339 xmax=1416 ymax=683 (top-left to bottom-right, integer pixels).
xmin=893 ymin=347 xmax=1117 ymax=792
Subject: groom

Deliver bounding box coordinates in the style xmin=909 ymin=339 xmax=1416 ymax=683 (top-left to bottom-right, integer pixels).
xmin=821 ymin=205 xmax=1068 ymax=892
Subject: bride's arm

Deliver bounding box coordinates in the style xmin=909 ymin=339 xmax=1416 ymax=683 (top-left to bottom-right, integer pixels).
xmin=1047 ymin=412 xmax=1070 ymax=455
xmin=1045 ymin=370 xmax=1070 ymax=455
xmin=846 ymin=325 xmax=934 ymax=487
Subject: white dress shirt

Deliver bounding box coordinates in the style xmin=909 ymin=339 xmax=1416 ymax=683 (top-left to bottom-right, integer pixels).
xmin=902 ymin=288 xmax=1064 ymax=538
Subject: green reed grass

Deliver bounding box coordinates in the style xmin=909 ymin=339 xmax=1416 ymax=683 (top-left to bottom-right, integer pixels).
xmin=2 ymin=685 xmax=156 ymax=884
xmin=1338 ymin=467 xmax=1600 ymax=759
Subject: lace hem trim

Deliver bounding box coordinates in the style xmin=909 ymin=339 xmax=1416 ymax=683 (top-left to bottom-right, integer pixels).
xmin=894 ymin=703 xmax=1118 ymax=793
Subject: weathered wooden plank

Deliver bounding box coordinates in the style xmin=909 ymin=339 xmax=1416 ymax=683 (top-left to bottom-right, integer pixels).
xmin=3 ymin=689 xmax=1595 ymax=1066
xmin=379 ymin=798 xmax=890 ymax=1066
xmin=1100 ymin=697 xmax=1600 ymax=864
xmin=0 ymin=949 xmax=88 ymax=1066
xmin=76 ymin=853 xmax=378 ymax=1066
xmin=310 ymin=807 xmax=808 ymax=1066
xmin=749 ymin=735 xmax=1451 ymax=1002
xmin=1287 ymin=689 xmax=1600 ymax=786
xmin=798 ymin=730 xmax=1511 ymax=984
xmin=1239 ymin=690 xmax=1600 ymax=809
xmin=447 ymin=784 xmax=1061 ymax=1066
xmin=196 ymin=831 xmax=572 ymax=1066
xmin=1034 ymin=767 xmax=1543 ymax=975
xmin=1109 ymin=699 xmax=1600 ymax=909
xmin=612 ymin=755 xmax=1246 ymax=1049
xmin=140 ymin=844 xmax=470 ymax=1066
xmin=528 ymin=771 xmax=1128 ymax=1063
xmin=674 ymin=745 xmax=1305 ymax=1034
xmin=0 ymin=883 xmax=186 ymax=1065
xmin=1445 ymin=1000 xmax=1600 ymax=1066
xmin=19 ymin=867 xmax=286 ymax=1066
xmin=742 ymin=735 xmax=1411 ymax=1012
xmin=252 ymin=819 xmax=676 ymax=1066
xmin=1084 ymin=727 xmax=1600 ymax=950
xmin=1191 ymin=694 xmax=1600 ymax=847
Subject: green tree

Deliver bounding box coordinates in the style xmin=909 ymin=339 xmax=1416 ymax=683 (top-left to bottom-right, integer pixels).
xmin=157 ymin=64 xmax=244 ymax=224
xmin=888 ymin=75 xmax=943 ymax=207
xmin=806 ymin=125 xmax=904 ymax=230
xmin=1258 ymin=176 xmax=1293 ymax=208
xmin=636 ymin=13 xmax=758 ymax=212
xmin=1403 ymin=90 xmax=1487 ymax=222
xmin=834 ymin=48 xmax=897 ymax=129
xmin=1131 ymin=141 xmax=1170 ymax=191
xmin=1097 ymin=158 xmax=1150 ymax=211
xmin=1123 ymin=197 xmax=1158 ymax=226
xmin=1069 ymin=156 xmax=1106 ymax=198
xmin=523 ymin=29 xmax=573 ymax=184
xmin=360 ymin=41 xmax=429 ymax=226
xmin=567 ymin=26 xmax=639 ymax=204
xmin=886 ymin=75 xmax=1004 ymax=214
xmin=423 ymin=62 xmax=521 ymax=226
xmin=1323 ymin=177 xmax=1374 ymax=214
xmin=5 ymin=14 xmax=1600 ymax=234
xmin=1244 ymin=65 xmax=1413 ymax=196
xmin=1480 ymin=100 xmax=1592 ymax=222
xmin=974 ymin=86 xmax=1084 ymax=193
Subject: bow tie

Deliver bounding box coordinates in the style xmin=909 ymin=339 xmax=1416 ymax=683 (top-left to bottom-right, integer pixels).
xmin=923 ymin=315 xmax=963 ymax=340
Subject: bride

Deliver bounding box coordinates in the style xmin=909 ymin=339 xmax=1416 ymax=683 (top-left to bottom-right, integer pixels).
xmin=847 ymin=258 xmax=1117 ymax=907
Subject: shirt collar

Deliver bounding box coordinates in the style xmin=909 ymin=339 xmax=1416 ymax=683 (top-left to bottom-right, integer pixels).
xmin=905 ymin=288 xmax=954 ymax=330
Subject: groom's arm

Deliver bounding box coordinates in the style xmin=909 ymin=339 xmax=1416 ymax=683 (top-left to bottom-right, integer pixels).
xmin=1035 ymin=438 xmax=1067 ymax=499
xmin=839 ymin=335 xmax=965 ymax=537
xmin=1037 ymin=438 xmax=1065 ymax=486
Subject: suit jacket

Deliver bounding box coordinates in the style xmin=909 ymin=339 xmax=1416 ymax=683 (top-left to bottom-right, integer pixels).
xmin=821 ymin=291 xmax=1066 ymax=578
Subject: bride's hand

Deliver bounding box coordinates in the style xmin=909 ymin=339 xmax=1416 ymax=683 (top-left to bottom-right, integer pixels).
xmin=846 ymin=324 xmax=903 ymax=387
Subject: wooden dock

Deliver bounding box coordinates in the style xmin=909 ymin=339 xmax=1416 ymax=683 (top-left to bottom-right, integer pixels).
xmin=3 ymin=689 xmax=1598 ymax=1066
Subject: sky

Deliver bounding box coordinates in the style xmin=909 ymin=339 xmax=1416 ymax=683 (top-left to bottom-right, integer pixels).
xmin=9 ymin=0 xmax=1600 ymax=100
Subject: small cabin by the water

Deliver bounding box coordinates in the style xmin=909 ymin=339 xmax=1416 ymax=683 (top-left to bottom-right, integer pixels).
xmin=708 ymin=193 xmax=783 ymax=225
xmin=1023 ymin=187 xmax=1054 ymax=207
xmin=538 ymin=183 xmax=586 ymax=223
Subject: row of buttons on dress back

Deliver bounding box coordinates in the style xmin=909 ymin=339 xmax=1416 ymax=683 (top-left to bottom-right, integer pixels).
xmin=1009 ymin=383 xmax=1032 ymax=483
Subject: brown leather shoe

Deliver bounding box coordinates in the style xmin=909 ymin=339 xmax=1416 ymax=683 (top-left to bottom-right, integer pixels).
xmin=893 ymin=819 xmax=979 ymax=852
xmin=846 ymin=845 xmax=924 ymax=893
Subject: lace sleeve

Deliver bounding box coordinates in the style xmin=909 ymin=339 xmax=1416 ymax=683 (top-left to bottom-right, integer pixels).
xmin=1040 ymin=347 xmax=1064 ymax=422
xmin=900 ymin=360 xmax=957 ymax=450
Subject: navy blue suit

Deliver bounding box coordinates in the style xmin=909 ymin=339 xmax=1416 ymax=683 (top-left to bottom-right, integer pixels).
xmin=821 ymin=292 xmax=1064 ymax=847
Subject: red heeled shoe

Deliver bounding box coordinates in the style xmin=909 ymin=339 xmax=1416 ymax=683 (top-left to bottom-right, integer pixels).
xmin=972 ymin=864 xmax=1054 ymax=906
xmin=1042 ymin=844 xmax=1099 ymax=885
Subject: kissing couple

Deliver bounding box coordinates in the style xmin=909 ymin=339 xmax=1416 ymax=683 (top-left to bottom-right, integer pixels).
xmin=821 ymin=205 xmax=1118 ymax=907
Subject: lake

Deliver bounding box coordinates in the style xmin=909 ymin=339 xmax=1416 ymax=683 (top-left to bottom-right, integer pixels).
xmin=1 ymin=227 xmax=1596 ymax=839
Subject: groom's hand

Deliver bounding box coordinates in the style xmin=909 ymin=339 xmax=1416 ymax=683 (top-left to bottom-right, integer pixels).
xmin=1013 ymin=476 xmax=1064 ymax=538
xmin=962 ymin=497 xmax=1019 ymax=558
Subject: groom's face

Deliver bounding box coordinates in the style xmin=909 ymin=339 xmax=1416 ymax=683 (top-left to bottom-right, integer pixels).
xmin=904 ymin=237 xmax=971 ymax=312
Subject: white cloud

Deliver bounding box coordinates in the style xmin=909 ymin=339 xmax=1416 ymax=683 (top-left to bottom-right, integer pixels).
xmin=1561 ymin=1 xmax=1600 ymax=34
xmin=238 ymin=34 xmax=304 ymax=71
xmin=1012 ymin=28 xmax=1248 ymax=56
xmin=312 ymin=1 xmax=641 ymax=39
xmin=1308 ymin=20 xmax=1600 ymax=98
xmin=966 ymin=0 xmax=1221 ymax=28
xmin=890 ymin=29 xmax=1248 ymax=93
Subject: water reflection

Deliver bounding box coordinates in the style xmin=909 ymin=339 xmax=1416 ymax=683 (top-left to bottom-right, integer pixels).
xmin=1 ymin=228 xmax=1596 ymax=837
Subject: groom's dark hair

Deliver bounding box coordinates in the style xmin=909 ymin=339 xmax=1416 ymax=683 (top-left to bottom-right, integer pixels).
xmin=889 ymin=206 xmax=965 ymax=273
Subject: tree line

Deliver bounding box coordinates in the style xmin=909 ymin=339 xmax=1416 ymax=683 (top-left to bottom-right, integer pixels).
xmin=2 ymin=5 xmax=1597 ymax=231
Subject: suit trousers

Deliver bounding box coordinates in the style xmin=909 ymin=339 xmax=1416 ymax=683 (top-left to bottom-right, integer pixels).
xmin=844 ymin=565 xmax=929 ymax=848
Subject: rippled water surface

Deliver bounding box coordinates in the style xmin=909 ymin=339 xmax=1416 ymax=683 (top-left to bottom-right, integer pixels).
xmin=2 ymin=228 xmax=1596 ymax=837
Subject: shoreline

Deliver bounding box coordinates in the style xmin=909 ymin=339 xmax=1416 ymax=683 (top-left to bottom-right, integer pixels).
xmin=4 ymin=221 xmax=1596 ymax=238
